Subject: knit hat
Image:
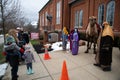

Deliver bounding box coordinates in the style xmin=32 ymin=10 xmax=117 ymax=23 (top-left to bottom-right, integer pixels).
xmin=5 ymin=36 xmax=15 ymax=44
xmin=25 ymin=45 xmax=31 ymax=51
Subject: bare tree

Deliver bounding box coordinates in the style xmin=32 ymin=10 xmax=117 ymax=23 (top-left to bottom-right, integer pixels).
xmin=0 ymin=0 xmax=23 ymax=44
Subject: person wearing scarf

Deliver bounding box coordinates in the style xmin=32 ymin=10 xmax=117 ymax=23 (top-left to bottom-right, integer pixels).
xmin=94 ymin=22 xmax=114 ymax=71
xmin=62 ymin=27 xmax=68 ymax=50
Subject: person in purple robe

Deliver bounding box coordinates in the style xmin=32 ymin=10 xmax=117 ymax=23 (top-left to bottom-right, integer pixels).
xmin=69 ymin=29 xmax=74 ymax=52
xmin=72 ymin=28 xmax=79 ymax=55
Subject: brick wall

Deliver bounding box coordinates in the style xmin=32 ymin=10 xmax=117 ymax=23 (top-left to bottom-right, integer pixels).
xmin=70 ymin=0 xmax=89 ymax=30
xmin=70 ymin=0 xmax=120 ymax=35
xmin=39 ymin=0 xmax=120 ymax=36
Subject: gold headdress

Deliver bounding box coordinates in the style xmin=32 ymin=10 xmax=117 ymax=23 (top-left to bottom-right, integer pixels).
xmin=102 ymin=22 xmax=114 ymax=40
xmin=63 ymin=27 xmax=68 ymax=35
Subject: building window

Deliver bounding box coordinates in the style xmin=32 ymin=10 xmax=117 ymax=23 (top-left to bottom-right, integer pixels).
xmin=98 ymin=4 xmax=104 ymax=26
xmin=79 ymin=10 xmax=83 ymax=28
xmin=75 ymin=10 xmax=83 ymax=28
xmin=42 ymin=13 xmax=44 ymax=26
xmin=40 ymin=16 xmax=41 ymax=26
xmin=75 ymin=11 xmax=79 ymax=28
xmin=106 ymin=1 xmax=115 ymax=26
xmin=56 ymin=1 xmax=61 ymax=24
xmin=45 ymin=12 xmax=48 ymax=26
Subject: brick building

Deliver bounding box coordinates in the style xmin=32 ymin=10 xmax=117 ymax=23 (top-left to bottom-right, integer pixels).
xmin=39 ymin=0 xmax=120 ymax=36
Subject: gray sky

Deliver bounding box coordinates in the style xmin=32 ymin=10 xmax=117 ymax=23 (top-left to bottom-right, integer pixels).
xmin=20 ymin=0 xmax=49 ymax=23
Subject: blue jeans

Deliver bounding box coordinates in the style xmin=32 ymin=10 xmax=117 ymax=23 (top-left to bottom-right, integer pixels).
xmin=26 ymin=63 xmax=32 ymax=70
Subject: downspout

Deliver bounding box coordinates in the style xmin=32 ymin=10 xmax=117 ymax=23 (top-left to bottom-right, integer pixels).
xmin=93 ymin=0 xmax=95 ymax=16
xmin=88 ymin=0 xmax=90 ymax=23
xmin=62 ymin=0 xmax=64 ymax=30
xmin=68 ymin=4 xmax=71 ymax=32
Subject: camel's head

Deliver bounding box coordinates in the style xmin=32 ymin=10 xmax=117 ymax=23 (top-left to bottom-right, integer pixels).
xmin=89 ymin=16 xmax=96 ymax=27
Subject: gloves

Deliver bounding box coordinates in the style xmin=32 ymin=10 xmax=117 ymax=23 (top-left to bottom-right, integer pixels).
xmin=2 ymin=52 xmax=7 ymax=56
xmin=20 ymin=48 xmax=24 ymax=53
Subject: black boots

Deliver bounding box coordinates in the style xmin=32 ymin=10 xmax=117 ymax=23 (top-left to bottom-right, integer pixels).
xmin=93 ymin=63 xmax=101 ymax=67
xmin=93 ymin=63 xmax=111 ymax=71
xmin=12 ymin=75 xmax=19 ymax=80
xmin=103 ymin=67 xmax=111 ymax=71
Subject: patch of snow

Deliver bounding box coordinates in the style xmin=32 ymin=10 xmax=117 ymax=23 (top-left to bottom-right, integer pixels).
xmin=0 ymin=34 xmax=3 ymax=37
xmin=0 ymin=63 xmax=8 ymax=77
xmin=51 ymin=41 xmax=70 ymax=51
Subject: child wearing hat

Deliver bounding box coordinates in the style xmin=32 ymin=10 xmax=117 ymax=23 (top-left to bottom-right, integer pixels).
xmin=22 ymin=44 xmax=35 ymax=75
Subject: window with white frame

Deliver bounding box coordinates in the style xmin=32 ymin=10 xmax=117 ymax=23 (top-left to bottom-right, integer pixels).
xmin=98 ymin=4 xmax=104 ymax=26
xmin=40 ymin=16 xmax=41 ymax=26
xmin=75 ymin=11 xmax=79 ymax=28
xmin=45 ymin=12 xmax=48 ymax=26
xmin=75 ymin=10 xmax=83 ymax=28
xmin=56 ymin=1 xmax=61 ymax=24
xmin=106 ymin=1 xmax=115 ymax=26
xmin=79 ymin=10 xmax=83 ymax=28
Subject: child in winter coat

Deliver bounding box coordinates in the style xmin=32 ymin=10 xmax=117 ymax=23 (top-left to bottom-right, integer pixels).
xmin=22 ymin=44 xmax=35 ymax=75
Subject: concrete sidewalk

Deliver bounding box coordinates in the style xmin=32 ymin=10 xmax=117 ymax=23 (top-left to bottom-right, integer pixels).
xmin=2 ymin=43 xmax=120 ymax=80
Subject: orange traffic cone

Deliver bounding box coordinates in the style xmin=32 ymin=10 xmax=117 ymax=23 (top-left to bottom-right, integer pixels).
xmin=44 ymin=47 xmax=51 ymax=60
xmin=60 ymin=60 xmax=69 ymax=80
